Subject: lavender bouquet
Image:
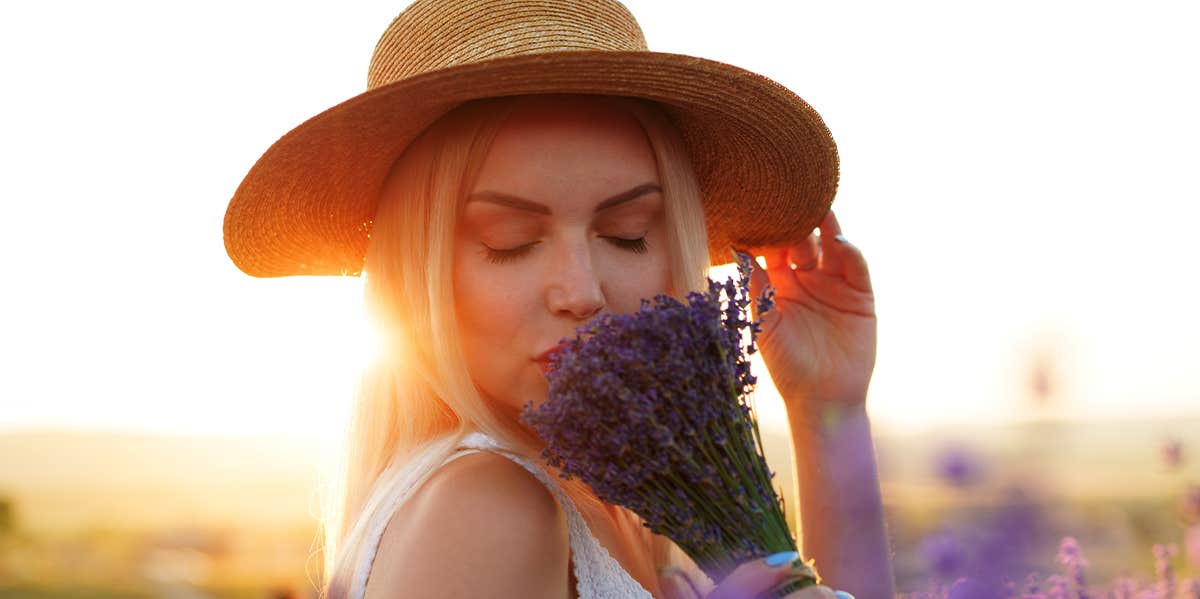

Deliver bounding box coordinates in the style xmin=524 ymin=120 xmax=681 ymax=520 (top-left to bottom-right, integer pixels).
xmin=520 ymin=251 xmax=820 ymax=597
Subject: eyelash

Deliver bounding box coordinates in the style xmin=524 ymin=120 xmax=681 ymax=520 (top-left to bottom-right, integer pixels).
xmin=482 ymin=237 xmax=649 ymax=265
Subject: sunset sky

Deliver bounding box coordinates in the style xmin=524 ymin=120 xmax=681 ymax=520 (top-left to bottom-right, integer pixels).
xmin=1 ymin=1 xmax=1197 ymax=445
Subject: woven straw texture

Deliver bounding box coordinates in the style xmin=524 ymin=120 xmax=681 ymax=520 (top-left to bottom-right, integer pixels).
xmin=223 ymin=0 xmax=839 ymax=277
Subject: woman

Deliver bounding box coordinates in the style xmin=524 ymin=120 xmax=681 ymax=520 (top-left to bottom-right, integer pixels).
xmin=223 ymin=1 xmax=894 ymax=598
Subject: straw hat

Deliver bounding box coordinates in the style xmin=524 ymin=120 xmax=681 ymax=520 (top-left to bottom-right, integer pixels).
xmin=223 ymin=0 xmax=839 ymax=277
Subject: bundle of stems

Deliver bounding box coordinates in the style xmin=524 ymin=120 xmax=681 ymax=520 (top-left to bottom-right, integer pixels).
xmin=521 ymin=251 xmax=819 ymax=597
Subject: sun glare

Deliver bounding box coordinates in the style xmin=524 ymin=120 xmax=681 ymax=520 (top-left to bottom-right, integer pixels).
xmin=233 ymin=276 xmax=382 ymax=445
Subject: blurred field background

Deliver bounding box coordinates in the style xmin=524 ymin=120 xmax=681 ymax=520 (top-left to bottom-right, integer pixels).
xmin=3 ymin=0 xmax=1198 ymax=596
xmin=2 ymin=412 xmax=1197 ymax=596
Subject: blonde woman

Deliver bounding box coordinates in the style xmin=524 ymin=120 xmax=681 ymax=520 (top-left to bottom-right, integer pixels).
xmin=224 ymin=2 xmax=894 ymax=598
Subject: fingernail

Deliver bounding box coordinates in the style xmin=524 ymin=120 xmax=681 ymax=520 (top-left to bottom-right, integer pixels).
xmin=833 ymin=234 xmax=848 ymax=244
xmin=834 ymin=591 xmax=856 ymax=599
xmin=764 ymin=551 xmax=799 ymax=567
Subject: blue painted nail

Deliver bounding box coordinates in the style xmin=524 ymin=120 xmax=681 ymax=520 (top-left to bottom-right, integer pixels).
xmin=764 ymin=551 xmax=799 ymax=567
xmin=833 ymin=234 xmax=849 ymax=244
xmin=834 ymin=591 xmax=856 ymax=599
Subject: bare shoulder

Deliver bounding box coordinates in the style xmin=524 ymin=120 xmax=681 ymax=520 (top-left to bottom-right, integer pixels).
xmin=363 ymin=450 xmax=571 ymax=599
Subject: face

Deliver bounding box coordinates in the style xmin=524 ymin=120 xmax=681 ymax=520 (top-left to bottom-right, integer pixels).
xmin=453 ymin=96 xmax=672 ymax=417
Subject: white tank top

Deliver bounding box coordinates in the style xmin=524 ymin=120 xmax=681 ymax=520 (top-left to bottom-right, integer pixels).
xmin=345 ymin=431 xmax=654 ymax=598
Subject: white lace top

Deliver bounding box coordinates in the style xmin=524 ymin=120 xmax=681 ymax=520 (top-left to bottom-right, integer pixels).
xmin=345 ymin=431 xmax=655 ymax=598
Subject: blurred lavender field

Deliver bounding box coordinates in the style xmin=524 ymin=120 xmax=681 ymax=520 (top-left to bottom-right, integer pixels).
xmin=867 ymin=418 xmax=1200 ymax=596
xmin=1 ymin=416 xmax=1196 ymax=597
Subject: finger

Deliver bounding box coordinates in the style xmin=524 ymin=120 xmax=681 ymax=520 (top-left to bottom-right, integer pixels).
xmin=761 ymin=247 xmax=805 ymax=299
xmin=660 ymin=568 xmax=700 ymax=599
xmin=816 ymin=210 xmax=873 ymax=294
xmin=788 ymin=229 xmax=821 ymax=273
xmin=816 ymin=209 xmax=845 ymax=275
xmin=831 ymin=237 xmax=873 ymax=294
xmin=706 ymin=553 xmax=807 ymax=599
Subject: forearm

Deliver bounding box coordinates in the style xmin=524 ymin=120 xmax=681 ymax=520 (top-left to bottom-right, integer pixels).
xmin=787 ymin=401 xmax=895 ymax=599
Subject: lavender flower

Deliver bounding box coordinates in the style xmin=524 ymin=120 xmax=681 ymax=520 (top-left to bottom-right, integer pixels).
xmin=935 ymin=443 xmax=986 ymax=488
xmin=1111 ymin=577 xmax=1139 ymax=599
xmin=1046 ymin=575 xmax=1071 ymax=599
xmin=1161 ymin=438 xmax=1184 ymax=471
xmin=1021 ymin=573 xmax=1047 ymax=599
xmin=922 ymin=532 xmax=969 ymax=582
xmin=911 ymin=536 xmax=1200 ymax=599
xmin=1154 ymin=544 xmax=1178 ymax=599
xmin=520 ymin=251 xmax=815 ymax=594
xmin=1056 ymin=537 xmax=1091 ymax=599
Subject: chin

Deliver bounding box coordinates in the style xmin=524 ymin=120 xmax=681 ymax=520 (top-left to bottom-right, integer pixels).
xmin=487 ymin=373 xmax=546 ymax=417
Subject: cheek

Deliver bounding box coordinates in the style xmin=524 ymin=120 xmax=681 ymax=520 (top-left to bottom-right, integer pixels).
xmin=455 ymin=255 xmax=505 ymax=343
xmin=599 ymin=242 xmax=673 ymax=312
xmin=452 ymin=245 xmax=530 ymax=371
xmin=452 ymin=248 xmax=547 ymax=412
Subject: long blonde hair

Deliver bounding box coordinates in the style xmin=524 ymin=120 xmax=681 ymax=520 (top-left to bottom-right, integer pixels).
xmin=315 ymin=94 xmax=711 ymax=596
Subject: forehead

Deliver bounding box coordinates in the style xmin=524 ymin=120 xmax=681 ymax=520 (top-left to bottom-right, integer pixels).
xmin=496 ymin=94 xmax=646 ymax=134
xmin=472 ymin=96 xmax=660 ymax=197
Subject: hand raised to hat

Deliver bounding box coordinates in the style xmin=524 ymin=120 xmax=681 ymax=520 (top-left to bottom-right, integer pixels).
xmin=745 ymin=209 xmax=894 ymax=597
xmin=746 ymin=208 xmax=877 ymax=429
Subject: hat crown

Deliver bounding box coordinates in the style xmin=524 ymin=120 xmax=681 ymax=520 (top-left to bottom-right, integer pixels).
xmin=368 ymin=0 xmax=649 ymax=90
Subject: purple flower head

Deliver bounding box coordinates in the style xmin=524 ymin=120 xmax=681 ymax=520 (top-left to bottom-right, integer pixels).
xmin=520 ymin=251 xmax=805 ymax=584
xmin=1021 ymin=573 xmax=1047 ymax=599
xmin=1045 ymin=575 xmax=1070 ymax=599
xmin=934 ymin=443 xmax=987 ymax=488
xmin=921 ymin=531 xmax=969 ymax=582
xmin=1055 ymin=537 xmax=1083 ymax=563
xmin=1055 ymin=537 xmax=1090 ymax=599
xmin=1110 ymin=577 xmax=1139 ymax=599
xmin=1161 ymin=437 xmax=1184 ymax=470
xmin=1154 ymin=543 xmax=1178 ymax=599
xmin=973 ymin=488 xmax=1047 ymax=585
xmin=923 ymin=486 xmax=1047 ymax=593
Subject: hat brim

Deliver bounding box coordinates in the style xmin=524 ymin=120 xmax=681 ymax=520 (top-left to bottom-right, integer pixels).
xmin=223 ymin=50 xmax=839 ymax=277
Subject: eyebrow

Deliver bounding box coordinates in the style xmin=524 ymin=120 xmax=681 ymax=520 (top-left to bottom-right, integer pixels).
xmin=467 ymin=183 xmax=662 ymax=215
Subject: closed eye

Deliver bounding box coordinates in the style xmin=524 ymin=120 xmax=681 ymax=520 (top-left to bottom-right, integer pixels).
xmin=481 ymin=241 xmax=539 ymax=265
xmin=480 ymin=236 xmax=648 ymax=264
xmin=606 ymin=236 xmax=648 ymax=254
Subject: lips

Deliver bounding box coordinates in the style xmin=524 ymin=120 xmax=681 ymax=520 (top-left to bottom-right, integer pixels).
xmin=533 ymin=342 xmax=567 ymax=375
xmin=534 ymin=342 xmax=567 ymax=363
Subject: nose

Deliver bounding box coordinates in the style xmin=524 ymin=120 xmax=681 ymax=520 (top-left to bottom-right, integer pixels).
xmin=545 ymin=240 xmax=606 ymax=321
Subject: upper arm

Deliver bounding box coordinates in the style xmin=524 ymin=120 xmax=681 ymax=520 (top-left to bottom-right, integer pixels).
xmin=364 ymin=451 xmax=571 ymax=599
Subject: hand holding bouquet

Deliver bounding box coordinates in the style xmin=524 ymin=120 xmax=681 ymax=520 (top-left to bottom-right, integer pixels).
xmin=521 ymin=251 xmax=821 ymax=598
